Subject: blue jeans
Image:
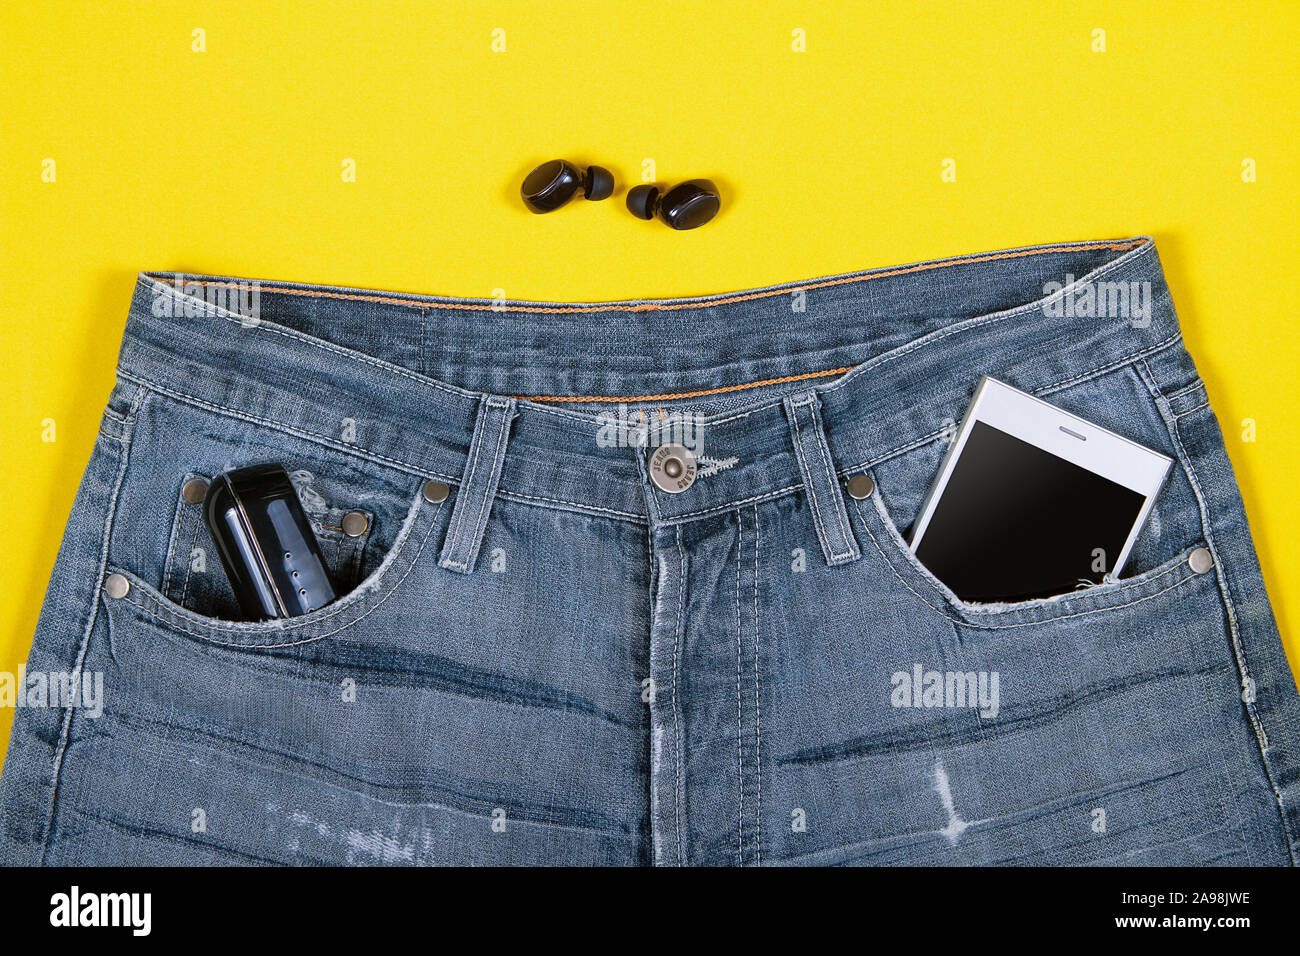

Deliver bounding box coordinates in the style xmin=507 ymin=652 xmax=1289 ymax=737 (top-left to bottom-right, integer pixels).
xmin=2 ymin=237 xmax=1297 ymax=865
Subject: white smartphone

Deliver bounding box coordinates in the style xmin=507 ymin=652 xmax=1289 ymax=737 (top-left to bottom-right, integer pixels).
xmin=908 ymin=376 xmax=1173 ymax=602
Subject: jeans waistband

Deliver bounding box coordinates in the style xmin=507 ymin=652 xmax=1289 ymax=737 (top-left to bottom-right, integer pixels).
xmin=117 ymin=236 xmax=1182 ymax=526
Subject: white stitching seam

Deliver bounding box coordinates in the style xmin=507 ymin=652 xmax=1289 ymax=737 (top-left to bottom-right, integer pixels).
xmin=44 ymin=382 xmax=145 ymax=864
xmin=1173 ymin=400 xmax=1209 ymax=419
xmin=752 ymin=503 xmax=762 ymax=866
xmin=1164 ymin=377 xmax=1208 ymax=402
xmin=1136 ymin=358 xmax=1294 ymax=859
xmin=658 ymin=484 xmax=805 ymax=524
xmin=673 ymin=526 xmax=686 ymax=867
xmin=1032 ymin=334 xmax=1183 ymax=394
xmin=496 ymin=488 xmax=642 ymax=521
xmin=735 ymin=509 xmax=745 ymax=865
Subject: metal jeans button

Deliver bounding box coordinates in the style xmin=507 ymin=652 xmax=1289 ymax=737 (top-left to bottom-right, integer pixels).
xmin=1188 ymin=547 xmax=1214 ymax=574
xmin=181 ymin=477 xmax=209 ymax=504
xmin=103 ymin=573 xmax=130 ymax=599
xmin=422 ymin=480 xmax=450 ymax=504
xmin=341 ymin=510 xmax=369 ymax=536
xmin=846 ymin=474 xmax=874 ymax=499
xmin=649 ymin=443 xmax=697 ymax=494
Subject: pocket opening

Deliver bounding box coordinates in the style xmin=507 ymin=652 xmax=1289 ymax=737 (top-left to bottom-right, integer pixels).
xmin=160 ymin=471 xmax=377 ymax=622
xmin=852 ymin=479 xmax=1205 ymax=628
xmin=114 ymin=479 xmax=442 ymax=649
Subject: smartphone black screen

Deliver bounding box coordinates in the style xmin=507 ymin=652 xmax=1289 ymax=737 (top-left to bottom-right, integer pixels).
xmin=912 ymin=421 xmax=1148 ymax=602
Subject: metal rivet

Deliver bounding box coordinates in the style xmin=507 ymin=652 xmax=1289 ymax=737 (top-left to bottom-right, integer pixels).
xmin=846 ymin=474 xmax=875 ymax=500
xmin=103 ymin=573 xmax=130 ymax=599
xmin=649 ymin=443 xmax=697 ymax=494
xmin=181 ymin=477 xmax=209 ymax=504
xmin=422 ymin=480 xmax=450 ymax=504
xmin=341 ymin=510 xmax=369 ymax=537
xmin=1188 ymin=547 xmax=1214 ymax=574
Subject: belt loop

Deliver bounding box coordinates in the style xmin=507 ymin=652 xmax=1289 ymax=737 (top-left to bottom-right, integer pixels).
xmin=438 ymin=395 xmax=518 ymax=574
xmin=782 ymin=390 xmax=861 ymax=566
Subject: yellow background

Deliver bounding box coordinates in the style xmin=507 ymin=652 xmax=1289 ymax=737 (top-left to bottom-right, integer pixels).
xmin=2 ymin=1 xmax=1297 ymax=759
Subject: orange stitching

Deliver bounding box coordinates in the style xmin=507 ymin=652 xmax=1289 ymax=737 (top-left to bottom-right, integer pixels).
xmin=154 ymin=239 xmax=1148 ymax=315
xmin=155 ymin=238 xmax=1149 ymax=405
xmin=514 ymin=366 xmax=856 ymax=403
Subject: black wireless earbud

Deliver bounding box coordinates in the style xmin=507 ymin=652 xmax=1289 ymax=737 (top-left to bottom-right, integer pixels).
xmin=626 ymin=179 xmax=720 ymax=229
xmin=521 ymin=160 xmax=615 ymax=213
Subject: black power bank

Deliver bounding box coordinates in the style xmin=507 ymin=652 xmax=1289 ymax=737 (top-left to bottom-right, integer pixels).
xmin=203 ymin=463 xmax=337 ymax=620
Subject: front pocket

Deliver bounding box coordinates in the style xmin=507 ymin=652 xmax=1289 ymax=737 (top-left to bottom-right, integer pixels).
xmin=850 ymin=479 xmax=1211 ymax=629
xmin=855 ymin=362 xmax=1215 ymax=617
xmin=112 ymin=480 xmax=445 ymax=649
xmin=160 ymin=471 xmax=375 ymax=621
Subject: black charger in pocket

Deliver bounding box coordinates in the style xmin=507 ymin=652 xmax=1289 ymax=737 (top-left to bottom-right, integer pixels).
xmin=203 ymin=463 xmax=338 ymax=620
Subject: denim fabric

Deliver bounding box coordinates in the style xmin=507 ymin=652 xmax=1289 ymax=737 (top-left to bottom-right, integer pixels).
xmin=2 ymin=237 xmax=1297 ymax=865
